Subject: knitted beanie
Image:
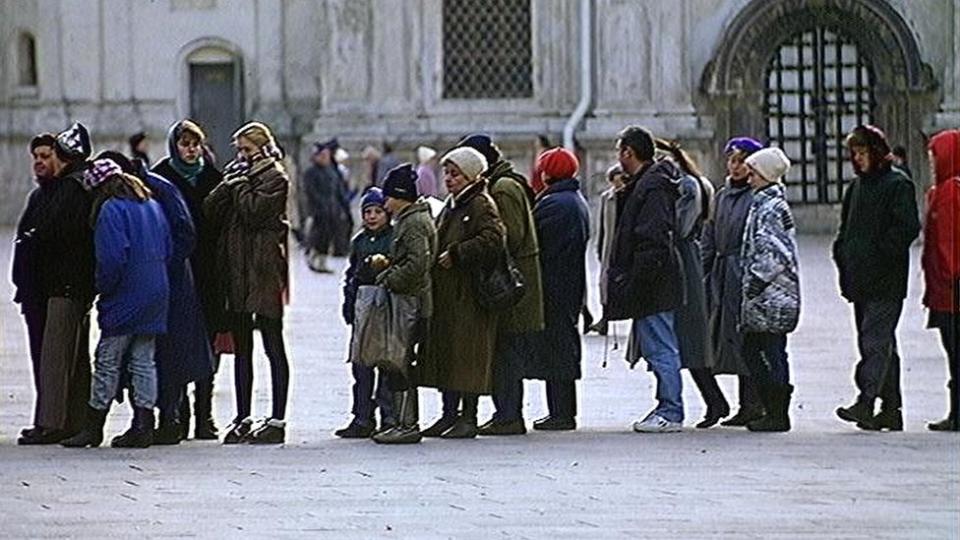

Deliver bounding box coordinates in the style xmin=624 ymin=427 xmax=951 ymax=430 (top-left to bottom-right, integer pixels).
xmin=441 ymin=147 xmax=488 ymax=182
xmin=82 ymin=158 xmax=123 ymax=191
xmin=745 ymin=147 xmax=791 ymax=183
xmin=724 ymin=136 xmax=764 ymax=156
xmin=382 ymin=163 xmax=419 ymax=202
xmin=537 ymin=147 xmax=580 ymax=181
xmin=361 ymin=187 xmax=387 ymax=209
xmin=457 ymin=133 xmax=501 ymax=167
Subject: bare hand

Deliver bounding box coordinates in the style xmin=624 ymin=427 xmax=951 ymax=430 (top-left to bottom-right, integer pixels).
xmin=438 ymin=250 xmax=453 ymax=269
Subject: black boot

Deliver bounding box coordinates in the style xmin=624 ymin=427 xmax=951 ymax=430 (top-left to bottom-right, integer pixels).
xmin=421 ymin=414 xmax=458 ymax=437
xmin=61 ymin=406 xmax=109 ymax=448
xmin=178 ymin=392 xmax=191 ymax=440
xmin=836 ymin=399 xmax=876 ymax=429
xmin=194 ymin=377 xmax=219 ymax=440
xmin=112 ymin=408 xmax=155 ymax=448
xmin=441 ymin=394 xmax=478 ymax=439
xmin=721 ymin=376 xmax=764 ymax=427
xmin=865 ymin=407 xmax=903 ymax=432
xmin=374 ymin=389 xmax=422 ymax=444
xmin=747 ymin=384 xmax=792 ymax=432
xmin=929 ymin=380 xmax=959 ymax=432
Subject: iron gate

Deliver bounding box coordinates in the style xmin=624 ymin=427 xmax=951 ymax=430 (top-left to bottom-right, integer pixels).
xmin=765 ymin=27 xmax=875 ymax=204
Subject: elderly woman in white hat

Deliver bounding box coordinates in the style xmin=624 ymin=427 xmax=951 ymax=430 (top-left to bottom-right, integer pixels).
xmin=738 ymin=147 xmax=801 ymax=432
xmin=418 ymin=147 xmax=506 ymax=439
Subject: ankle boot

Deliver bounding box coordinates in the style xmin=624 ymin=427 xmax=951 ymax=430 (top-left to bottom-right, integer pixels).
xmin=747 ymin=384 xmax=792 ymax=432
xmin=441 ymin=395 xmax=478 ymax=439
xmin=722 ymin=377 xmax=764 ymax=427
xmin=61 ymin=406 xmax=109 ymax=448
xmin=194 ymin=377 xmax=219 ymax=440
xmin=374 ymin=389 xmax=422 ymax=444
xmin=112 ymin=408 xmax=155 ymax=448
xmin=929 ymin=381 xmax=959 ymax=432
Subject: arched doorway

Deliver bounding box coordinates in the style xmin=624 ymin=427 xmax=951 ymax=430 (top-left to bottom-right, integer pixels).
xmin=186 ymin=45 xmax=244 ymax=163
xmin=701 ymin=0 xmax=936 ymax=207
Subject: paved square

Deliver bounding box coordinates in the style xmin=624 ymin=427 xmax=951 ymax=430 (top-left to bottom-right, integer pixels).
xmin=0 ymin=232 xmax=957 ymax=538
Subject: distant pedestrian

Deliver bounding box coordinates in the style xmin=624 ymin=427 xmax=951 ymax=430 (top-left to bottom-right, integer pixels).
xmin=416 ymin=146 xmax=441 ymax=198
xmin=922 ymin=129 xmax=959 ymax=432
xmin=702 ymin=137 xmax=765 ymax=428
xmin=739 ymin=147 xmax=800 ymax=432
xmin=892 ymin=145 xmax=912 ymax=178
xmin=374 ymin=142 xmax=401 ymax=187
xmin=301 ymin=140 xmax=346 ymax=273
xmin=129 ymin=131 xmax=151 ymax=168
xmin=588 ymin=164 xmax=626 ymax=336
xmin=61 ymin=158 xmax=171 ymax=448
xmin=834 ymin=125 xmax=920 ymax=431
xmin=205 ymin=122 xmax=292 ymax=444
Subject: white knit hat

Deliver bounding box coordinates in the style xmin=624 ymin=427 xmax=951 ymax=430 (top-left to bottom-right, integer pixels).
xmin=441 ymin=147 xmax=488 ymax=182
xmin=417 ymin=145 xmax=437 ymax=164
xmin=745 ymin=147 xmax=791 ymax=183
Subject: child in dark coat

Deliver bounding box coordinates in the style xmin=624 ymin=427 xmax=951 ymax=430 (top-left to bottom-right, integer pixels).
xmin=336 ymin=188 xmax=395 ymax=437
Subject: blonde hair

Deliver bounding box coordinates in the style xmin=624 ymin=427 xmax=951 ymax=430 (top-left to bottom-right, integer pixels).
xmin=232 ymin=121 xmax=276 ymax=149
xmin=178 ymin=119 xmax=206 ymax=143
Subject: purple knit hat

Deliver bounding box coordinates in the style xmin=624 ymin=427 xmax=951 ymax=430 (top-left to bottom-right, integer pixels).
xmin=82 ymin=158 xmax=123 ymax=191
xmin=723 ymin=137 xmax=764 ymax=156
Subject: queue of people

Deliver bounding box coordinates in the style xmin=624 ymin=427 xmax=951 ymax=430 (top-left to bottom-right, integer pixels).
xmin=8 ymin=119 xmax=959 ymax=450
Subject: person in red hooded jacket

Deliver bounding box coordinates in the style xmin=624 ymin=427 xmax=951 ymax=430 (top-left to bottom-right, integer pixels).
xmin=924 ymin=129 xmax=960 ymax=432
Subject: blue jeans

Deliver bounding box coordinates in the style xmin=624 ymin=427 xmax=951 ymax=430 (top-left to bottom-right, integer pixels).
xmin=90 ymin=335 xmax=157 ymax=410
xmin=632 ymin=312 xmax=683 ymax=423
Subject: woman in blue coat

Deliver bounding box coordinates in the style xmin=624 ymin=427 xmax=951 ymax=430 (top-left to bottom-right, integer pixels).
xmin=527 ymin=148 xmax=590 ymax=430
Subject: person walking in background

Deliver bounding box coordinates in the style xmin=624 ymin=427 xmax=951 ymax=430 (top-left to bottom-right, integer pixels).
xmin=374 ymin=142 xmax=401 ymax=187
xmin=457 ymin=134 xmax=544 ymax=438
xmin=607 ymin=126 xmax=685 ymax=433
xmin=335 ymin=187 xmax=395 ymax=438
xmin=370 ymin=164 xmax=438 ymax=445
xmin=739 ymin=147 xmax=801 ymax=432
xmin=891 ymin=145 xmax=912 ymax=178
xmin=588 ymin=165 xmax=626 ymax=336
xmin=61 ymin=158 xmax=171 ymax=449
xmin=18 ymin=123 xmax=96 ymax=445
xmin=530 ymin=135 xmax=553 ymax=195
xmin=922 ymin=129 xmax=959 ymax=432
xmin=418 ymin=147 xmax=506 ymax=439
xmin=204 ymin=122 xmax=292 ymax=445
xmin=654 ymin=139 xmax=730 ymax=429
xmin=416 ymin=146 xmax=441 ymax=198
xmin=129 ymin=131 xmax=151 ymax=168
xmin=525 ymin=148 xmax=589 ymax=432
xmin=301 ymin=140 xmax=344 ymax=273
xmin=152 ymin=119 xmax=226 ymax=440
xmin=702 ymin=137 xmax=765 ymax=428
xmin=834 ymin=125 xmax=920 ymax=432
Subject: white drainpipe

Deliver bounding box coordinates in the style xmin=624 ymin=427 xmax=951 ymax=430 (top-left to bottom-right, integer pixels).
xmin=563 ymin=0 xmax=592 ymax=151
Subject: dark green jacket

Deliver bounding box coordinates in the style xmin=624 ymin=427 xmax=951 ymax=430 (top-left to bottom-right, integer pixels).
xmin=485 ymin=161 xmax=545 ymax=334
xmin=377 ymin=199 xmax=437 ymax=319
xmin=833 ymin=164 xmax=920 ymax=302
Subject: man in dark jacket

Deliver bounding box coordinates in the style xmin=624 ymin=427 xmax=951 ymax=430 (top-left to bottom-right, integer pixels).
xmin=18 ymin=123 xmax=96 ymax=445
xmin=834 ymin=125 xmax=920 ymax=431
xmin=12 ymin=133 xmax=60 ymax=433
xmin=607 ymin=126 xmax=685 ymax=433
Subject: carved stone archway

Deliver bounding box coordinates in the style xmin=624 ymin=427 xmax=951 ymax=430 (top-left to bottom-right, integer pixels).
xmin=700 ymin=0 xmax=938 ymax=203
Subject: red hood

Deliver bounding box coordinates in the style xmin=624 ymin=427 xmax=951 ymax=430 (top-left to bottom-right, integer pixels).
xmin=929 ymin=129 xmax=960 ymax=184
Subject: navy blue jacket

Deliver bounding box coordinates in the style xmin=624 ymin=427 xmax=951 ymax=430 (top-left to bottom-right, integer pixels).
xmin=342 ymin=225 xmax=394 ymax=324
xmin=527 ymin=178 xmax=590 ymax=381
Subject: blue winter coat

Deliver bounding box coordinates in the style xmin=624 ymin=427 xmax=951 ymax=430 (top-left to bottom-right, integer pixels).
xmin=527 ymin=178 xmax=590 ymax=381
xmin=142 ymin=172 xmax=214 ymax=393
xmin=94 ymin=196 xmax=171 ymax=337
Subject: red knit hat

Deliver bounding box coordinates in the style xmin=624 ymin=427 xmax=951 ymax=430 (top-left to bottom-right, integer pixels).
xmin=537 ymin=147 xmax=579 ymax=182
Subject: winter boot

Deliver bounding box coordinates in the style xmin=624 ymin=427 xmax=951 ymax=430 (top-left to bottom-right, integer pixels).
xmin=441 ymin=395 xmax=478 ymax=439
xmin=722 ymin=377 xmax=764 ymax=427
xmin=194 ymin=377 xmax=219 ymax=440
xmin=928 ymin=380 xmax=959 ymax=432
xmin=836 ymin=399 xmax=876 ymax=429
xmin=374 ymin=389 xmax=421 ymax=444
xmin=111 ymin=408 xmax=155 ymax=448
xmin=864 ymin=407 xmax=903 ymax=432
xmin=747 ymin=384 xmax=792 ymax=432
xmin=61 ymin=406 xmax=109 ymax=448
xmin=421 ymin=414 xmax=458 ymax=437
xmin=248 ymin=418 xmax=286 ymax=444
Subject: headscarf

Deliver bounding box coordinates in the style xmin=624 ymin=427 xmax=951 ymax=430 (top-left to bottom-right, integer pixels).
xmin=166 ymin=121 xmax=206 ymax=186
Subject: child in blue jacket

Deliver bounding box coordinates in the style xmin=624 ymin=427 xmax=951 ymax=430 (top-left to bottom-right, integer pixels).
xmin=62 ymin=158 xmax=171 ymax=449
xmin=336 ymin=188 xmax=395 ymax=438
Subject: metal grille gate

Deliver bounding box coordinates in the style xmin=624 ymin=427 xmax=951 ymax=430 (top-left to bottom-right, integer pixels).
xmin=765 ymin=28 xmax=874 ymax=204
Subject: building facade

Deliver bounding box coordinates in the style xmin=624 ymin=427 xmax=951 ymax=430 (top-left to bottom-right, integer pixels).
xmin=0 ymin=0 xmax=956 ymax=228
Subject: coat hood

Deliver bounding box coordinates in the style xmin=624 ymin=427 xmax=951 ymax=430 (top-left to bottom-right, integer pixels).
xmin=929 ymin=129 xmax=960 ymax=185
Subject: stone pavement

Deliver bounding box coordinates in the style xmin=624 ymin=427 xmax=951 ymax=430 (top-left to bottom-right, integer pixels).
xmin=0 ymin=232 xmax=957 ymax=539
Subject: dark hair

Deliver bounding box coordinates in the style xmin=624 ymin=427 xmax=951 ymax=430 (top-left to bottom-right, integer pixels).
xmin=30 ymin=133 xmax=57 ymax=152
xmin=617 ymin=126 xmax=655 ymax=162
xmin=95 ymin=150 xmax=138 ymax=175
xmin=382 ymin=141 xmax=394 ymax=154
xmin=537 ymin=134 xmax=552 ymax=148
xmin=655 ymin=138 xmax=703 ymax=178
xmin=892 ymin=145 xmax=908 ymax=160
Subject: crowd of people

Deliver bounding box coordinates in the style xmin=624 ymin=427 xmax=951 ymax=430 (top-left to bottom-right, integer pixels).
xmin=8 ymin=117 xmax=959 ymax=448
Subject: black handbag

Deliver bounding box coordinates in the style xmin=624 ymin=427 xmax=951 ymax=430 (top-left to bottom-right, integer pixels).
xmin=473 ymin=238 xmax=526 ymax=310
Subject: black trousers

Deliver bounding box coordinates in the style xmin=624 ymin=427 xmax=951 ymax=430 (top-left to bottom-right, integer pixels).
xmin=853 ymin=300 xmax=904 ymax=409
xmin=233 ymin=313 xmax=290 ymax=421
xmin=545 ymin=380 xmax=577 ymax=420
xmin=491 ymin=332 xmax=534 ymax=422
